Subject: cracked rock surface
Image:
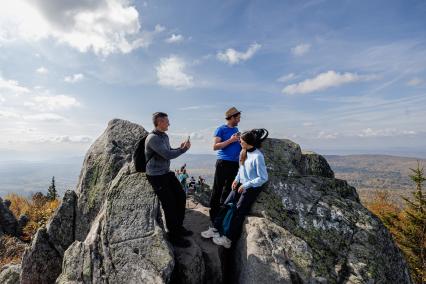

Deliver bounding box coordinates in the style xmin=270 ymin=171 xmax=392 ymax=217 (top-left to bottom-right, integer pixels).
xmin=237 ymin=138 xmax=413 ymax=283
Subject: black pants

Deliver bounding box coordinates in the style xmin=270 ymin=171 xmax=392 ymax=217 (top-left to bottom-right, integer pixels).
xmin=147 ymin=172 xmax=186 ymax=236
xmin=209 ymin=159 xmax=239 ymax=222
xmin=216 ymin=187 xmax=261 ymax=242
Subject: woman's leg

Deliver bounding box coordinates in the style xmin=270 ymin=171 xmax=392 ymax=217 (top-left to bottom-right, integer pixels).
xmin=226 ymin=188 xmax=260 ymax=242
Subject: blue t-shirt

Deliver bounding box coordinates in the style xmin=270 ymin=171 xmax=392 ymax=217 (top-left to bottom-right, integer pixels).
xmin=214 ymin=125 xmax=241 ymax=162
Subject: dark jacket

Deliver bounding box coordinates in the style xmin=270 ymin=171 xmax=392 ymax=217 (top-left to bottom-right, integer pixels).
xmin=145 ymin=130 xmax=187 ymax=176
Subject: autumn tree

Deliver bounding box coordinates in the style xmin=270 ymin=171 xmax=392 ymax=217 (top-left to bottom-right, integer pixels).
xmin=384 ymin=162 xmax=426 ymax=284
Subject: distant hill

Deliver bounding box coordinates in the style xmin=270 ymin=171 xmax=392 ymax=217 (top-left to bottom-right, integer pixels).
xmin=325 ymin=154 xmax=425 ymax=191
xmin=0 ymin=153 xmax=424 ymax=197
xmin=0 ymin=157 xmax=83 ymax=197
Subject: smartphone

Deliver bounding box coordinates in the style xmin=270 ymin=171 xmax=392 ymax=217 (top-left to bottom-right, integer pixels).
xmin=186 ymin=135 xmax=190 ymax=142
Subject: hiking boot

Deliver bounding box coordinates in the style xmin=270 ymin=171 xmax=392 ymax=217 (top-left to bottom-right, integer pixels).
xmin=168 ymin=234 xmax=191 ymax=248
xmin=212 ymin=235 xmax=232 ymax=249
xmin=179 ymin=226 xmax=193 ymax=237
xmin=201 ymin=227 xmax=220 ymax=239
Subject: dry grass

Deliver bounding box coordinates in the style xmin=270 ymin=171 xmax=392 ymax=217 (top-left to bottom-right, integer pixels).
xmin=4 ymin=193 xmax=60 ymax=242
xmin=0 ymin=235 xmax=28 ymax=268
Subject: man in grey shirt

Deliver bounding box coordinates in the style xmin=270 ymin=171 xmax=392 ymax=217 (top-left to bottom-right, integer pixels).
xmin=145 ymin=112 xmax=192 ymax=248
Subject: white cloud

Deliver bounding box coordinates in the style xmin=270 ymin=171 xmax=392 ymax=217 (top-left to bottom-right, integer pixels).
xmin=0 ymin=77 xmax=30 ymax=94
xmin=358 ymin=128 xmax=417 ymax=137
xmin=165 ymin=34 xmax=184 ymax=44
xmin=317 ymin=131 xmax=338 ymax=139
xmin=155 ymin=25 xmax=166 ymax=33
xmin=25 ymin=95 xmax=80 ymax=111
xmin=64 ymin=73 xmax=84 ymax=83
xmin=0 ymin=0 xmax=160 ymax=55
xmin=217 ymin=43 xmax=261 ymax=65
xmin=156 ymin=56 xmax=194 ymax=90
xmin=302 ymin=122 xmax=314 ymax=127
xmin=36 ymin=66 xmax=48 ymax=75
xmin=291 ymin=43 xmax=311 ymax=56
xmin=407 ymin=77 xmax=423 ymax=86
xmin=45 ymin=135 xmax=92 ymax=144
xmin=277 ymin=73 xmax=296 ymax=83
xmin=0 ymin=110 xmax=20 ymax=119
xmin=23 ymin=113 xmax=65 ymax=122
xmin=282 ymin=70 xmax=370 ymax=95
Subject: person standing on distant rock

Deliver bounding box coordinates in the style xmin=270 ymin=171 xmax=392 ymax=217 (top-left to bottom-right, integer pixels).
xmin=211 ymin=129 xmax=269 ymax=248
xmin=201 ymin=107 xmax=242 ymax=238
xmin=145 ymin=112 xmax=193 ymax=248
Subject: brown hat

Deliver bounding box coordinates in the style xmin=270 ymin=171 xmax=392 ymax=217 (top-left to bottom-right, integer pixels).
xmin=225 ymin=107 xmax=241 ymax=119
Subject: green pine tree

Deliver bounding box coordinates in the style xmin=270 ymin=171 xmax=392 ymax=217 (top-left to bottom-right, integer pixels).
xmin=385 ymin=162 xmax=426 ymax=284
xmin=46 ymin=176 xmax=58 ymax=201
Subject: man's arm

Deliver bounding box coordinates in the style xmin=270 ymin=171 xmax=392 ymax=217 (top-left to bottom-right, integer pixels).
xmin=148 ymin=135 xmax=187 ymax=160
xmin=212 ymin=135 xmax=239 ymax=151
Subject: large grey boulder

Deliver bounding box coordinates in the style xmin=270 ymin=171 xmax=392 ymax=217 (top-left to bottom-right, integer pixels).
xmin=235 ymin=138 xmax=412 ymax=283
xmin=0 ymin=264 xmax=21 ymax=284
xmin=20 ymin=190 xmax=77 ymax=284
xmin=234 ymin=217 xmax=312 ymax=284
xmin=75 ymin=119 xmax=148 ymax=241
xmin=20 ymin=119 xmax=148 ymax=283
xmin=0 ymin=198 xmax=19 ymax=236
xmin=57 ymin=167 xmax=174 ymax=283
xmin=20 ymin=228 xmax=63 ymax=284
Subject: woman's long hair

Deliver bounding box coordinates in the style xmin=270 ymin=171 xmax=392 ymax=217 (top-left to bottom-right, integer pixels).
xmin=239 ymin=128 xmax=269 ymax=165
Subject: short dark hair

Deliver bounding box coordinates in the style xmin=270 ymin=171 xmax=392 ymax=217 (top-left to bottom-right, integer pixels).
xmin=152 ymin=112 xmax=168 ymax=126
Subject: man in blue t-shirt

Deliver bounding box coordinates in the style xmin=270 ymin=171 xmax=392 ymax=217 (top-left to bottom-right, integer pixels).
xmin=201 ymin=107 xmax=242 ymax=238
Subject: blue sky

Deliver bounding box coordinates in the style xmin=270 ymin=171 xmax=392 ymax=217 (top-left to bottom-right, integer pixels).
xmin=0 ymin=0 xmax=425 ymax=161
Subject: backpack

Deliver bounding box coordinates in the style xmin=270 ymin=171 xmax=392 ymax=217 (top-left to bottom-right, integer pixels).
xmin=221 ymin=203 xmax=236 ymax=236
xmin=133 ymin=132 xmax=154 ymax=172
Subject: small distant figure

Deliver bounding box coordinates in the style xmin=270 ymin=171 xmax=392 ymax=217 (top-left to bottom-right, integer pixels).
xmin=198 ymin=176 xmax=205 ymax=186
xmin=188 ymin=176 xmax=196 ymax=192
xmin=178 ymin=169 xmax=189 ymax=192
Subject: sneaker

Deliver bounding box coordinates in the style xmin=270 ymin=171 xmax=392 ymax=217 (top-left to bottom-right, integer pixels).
xmin=168 ymin=234 xmax=191 ymax=248
xmin=212 ymin=235 xmax=232 ymax=249
xmin=201 ymin=227 xmax=219 ymax=239
xmin=179 ymin=226 xmax=193 ymax=237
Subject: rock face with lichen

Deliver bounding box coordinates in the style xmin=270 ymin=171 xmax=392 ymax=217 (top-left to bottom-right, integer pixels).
xmin=17 ymin=119 xmax=412 ymax=284
xmin=232 ymin=138 xmax=412 ymax=283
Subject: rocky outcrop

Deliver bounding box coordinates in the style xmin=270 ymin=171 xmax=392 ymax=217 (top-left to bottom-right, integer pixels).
xmin=0 ymin=264 xmax=21 ymax=284
xmin=236 ymin=138 xmax=412 ymax=283
xmin=20 ymin=119 xmax=148 ymax=283
xmin=57 ymin=167 xmax=174 ymax=283
xmin=75 ymin=119 xmax=148 ymax=241
xmin=20 ymin=190 xmax=77 ymax=284
xmin=18 ymin=119 xmax=411 ymax=284
xmin=0 ymin=198 xmax=19 ymax=236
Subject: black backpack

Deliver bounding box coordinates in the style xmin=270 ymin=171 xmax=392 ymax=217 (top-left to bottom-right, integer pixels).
xmin=133 ymin=133 xmax=154 ymax=172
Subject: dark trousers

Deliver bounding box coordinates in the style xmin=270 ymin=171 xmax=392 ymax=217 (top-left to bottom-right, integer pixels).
xmin=216 ymin=187 xmax=261 ymax=242
xmin=147 ymin=172 xmax=186 ymax=236
xmin=209 ymin=159 xmax=239 ymax=222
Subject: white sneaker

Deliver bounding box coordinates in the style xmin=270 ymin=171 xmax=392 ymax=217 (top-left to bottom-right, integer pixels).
xmin=212 ymin=235 xmax=232 ymax=249
xmin=201 ymin=227 xmax=219 ymax=239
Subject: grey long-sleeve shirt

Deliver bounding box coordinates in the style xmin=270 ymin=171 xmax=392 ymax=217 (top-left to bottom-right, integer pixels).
xmin=145 ymin=130 xmax=187 ymax=176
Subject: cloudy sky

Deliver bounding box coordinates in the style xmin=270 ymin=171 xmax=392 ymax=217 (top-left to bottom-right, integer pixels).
xmin=0 ymin=0 xmax=425 ymax=161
